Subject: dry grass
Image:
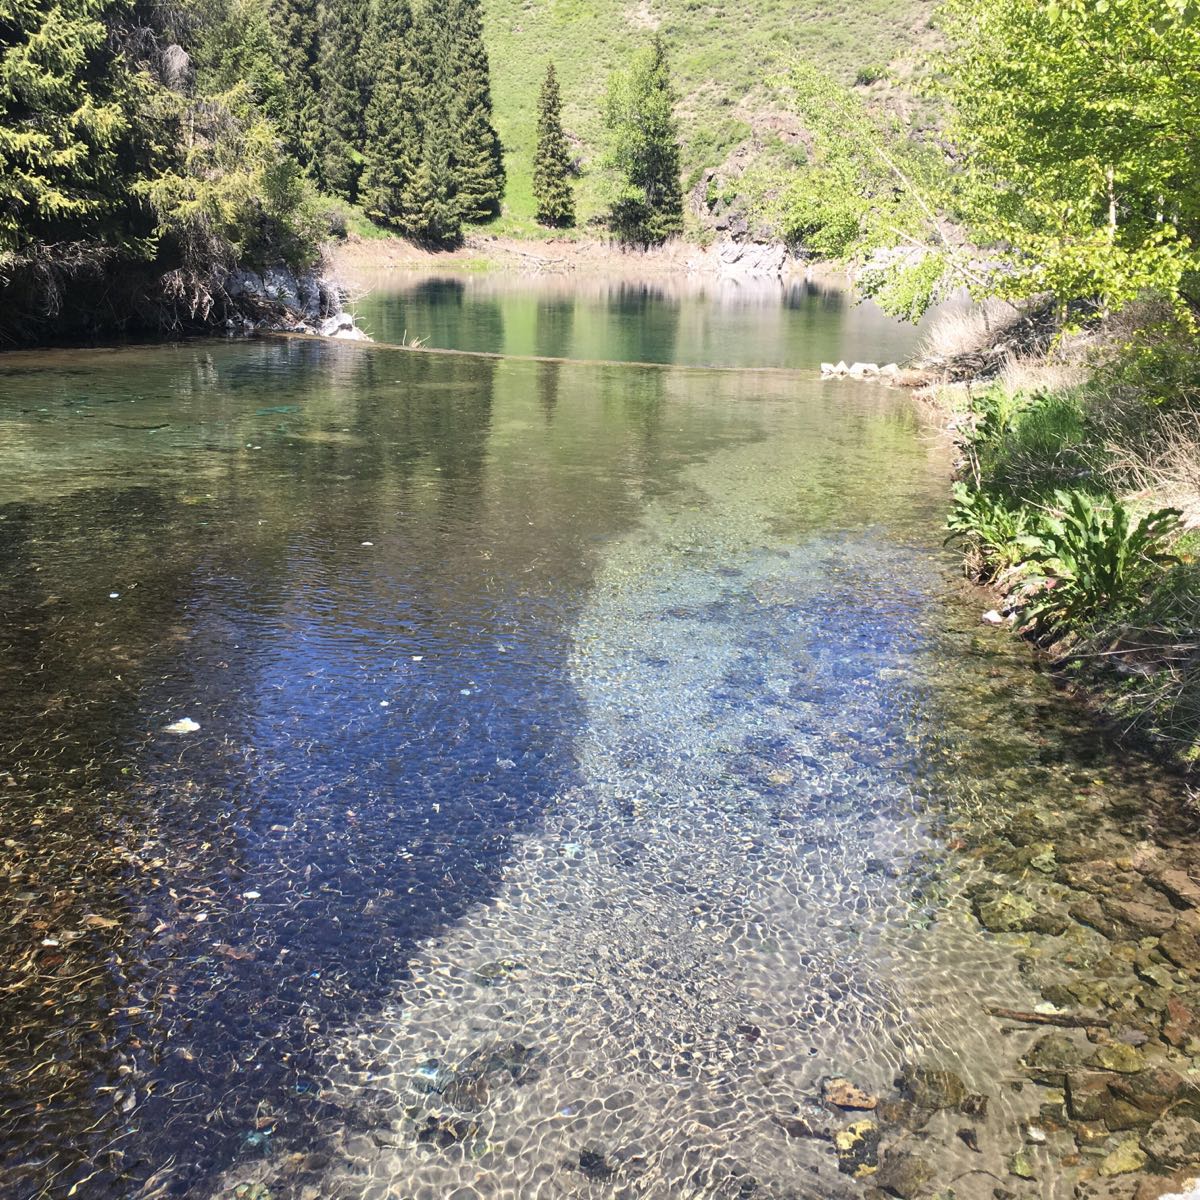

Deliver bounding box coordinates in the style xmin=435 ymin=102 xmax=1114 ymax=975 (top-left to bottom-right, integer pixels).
xmin=998 ymin=352 xmax=1089 ymax=397
xmin=917 ymin=298 xmax=1024 ymax=362
xmin=1105 ymin=409 xmax=1200 ymax=529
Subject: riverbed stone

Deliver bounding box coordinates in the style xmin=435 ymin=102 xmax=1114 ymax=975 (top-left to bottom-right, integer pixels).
xmin=823 ymin=1076 xmax=878 ymax=1110
xmin=874 ymin=1150 xmax=934 ymax=1199
xmin=835 ymin=1120 xmax=881 ymax=1177
xmin=876 ymin=1099 xmax=932 ymax=1130
xmin=1026 ymin=1034 xmax=1086 ymax=1084
xmin=1088 ymin=1044 xmax=1146 ymax=1074
xmin=1008 ymin=1150 xmax=1036 ymax=1179
xmin=975 ymin=890 xmax=1067 ymax=935
xmin=1100 ymin=1140 xmax=1149 ymax=1176
xmin=1006 ymin=808 xmax=1051 ymax=847
xmin=1133 ymin=1169 xmax=1200 ymax=1200
xmin=1108 ymin=1067 xmax=1192 ymax=1118
xmin=899 ymin=1064 xmax=969 ymax=1112
xmin=1158 ymin=925 xmax=1200 ymax=971
xmin=1067 ymin=1073 xmax=1119 ymax=1122
xmin=1071 ymin=898 xmax=1124 ymax=940
xmin=1162 ymin=996 xmax=1200 ymax=1047
xmin=1147 ymin=869 xmax=1200 ymax=910
xmin=1141 ymin=1113 xmax=1200 ymax=1168
xmin=1102 ymin=898 xmax=1176 ymax=938
xmin=1104 ymin=1099 xmax=1160 ymax=1132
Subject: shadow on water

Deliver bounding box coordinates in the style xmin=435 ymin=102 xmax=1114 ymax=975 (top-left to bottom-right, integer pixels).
xmin=0 ymin=335 xmax=800 ymax=1199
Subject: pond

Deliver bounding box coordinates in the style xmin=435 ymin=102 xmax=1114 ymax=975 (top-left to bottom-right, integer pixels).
xmin=0 ymin=275 xmax=1194 ymax=1200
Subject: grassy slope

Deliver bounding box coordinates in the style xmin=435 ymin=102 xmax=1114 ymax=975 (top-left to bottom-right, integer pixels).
xmin=481 ymin=0 xmax=930 ymax=233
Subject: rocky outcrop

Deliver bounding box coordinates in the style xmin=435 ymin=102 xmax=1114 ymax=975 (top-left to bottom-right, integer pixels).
xmin=224 ymin=265 xmax=370 ymax=340
xmin=686 ymin=238 xmax=791 ymax=278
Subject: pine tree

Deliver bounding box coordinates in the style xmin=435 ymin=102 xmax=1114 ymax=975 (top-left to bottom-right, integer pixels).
xmin=602 ymin=34 xmax=683 ymax=244
xmin=0 ymin=0 xmax=132 ymax=255
xmin=445 ymin=0 xmax=504 ymax=221
xmin=402 ymin=117 xmax=462 ymax=244
xmin=267 ymin=0 xmax=321 ymax=162
xmin=315 ymin=0 xmax=368 ymax=200
xmin=532 ymin=63 xmax=574 ymax=227
xmin=361 ymin=0 xmax=421 ymax=224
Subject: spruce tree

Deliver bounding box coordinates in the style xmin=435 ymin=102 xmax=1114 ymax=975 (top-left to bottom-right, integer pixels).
xmin=315 ymin=0 xmax=368 ymax=200
xmin=602 ymin=35 xmax=683 ymax=244
xmin=445 ymin=0 xmax=505 ymax=221
xmin=267 ymin=0 xmax=321 ymax=162
xmin=0 ymin=0 xmax=131 ymax=254
xmin=361 ymin=0 xmax=421 ymax=224
xmin=402 ymin=118 xmax=462 ymax=244
xmin=532 ymin=63 xmax=574 ymax=227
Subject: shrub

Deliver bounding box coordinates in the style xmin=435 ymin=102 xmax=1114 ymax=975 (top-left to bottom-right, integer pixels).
xmin=1017 ymin=490 xmax=1182 ymax=632
xmin=945 ymin=482 xmax=1034 ymax=578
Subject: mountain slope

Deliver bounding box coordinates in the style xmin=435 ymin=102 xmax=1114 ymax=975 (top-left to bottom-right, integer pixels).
xmin=481 ymin=0 xmax=933 ymax=232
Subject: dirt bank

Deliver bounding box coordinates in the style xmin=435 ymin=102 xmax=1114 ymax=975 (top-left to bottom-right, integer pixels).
xmin=326 ymin=231 xmax=844 ymax=291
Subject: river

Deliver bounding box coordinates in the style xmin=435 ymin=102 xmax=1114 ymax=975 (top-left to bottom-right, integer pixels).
xmin=0 ymin=273 xmax=1194 ymax=1200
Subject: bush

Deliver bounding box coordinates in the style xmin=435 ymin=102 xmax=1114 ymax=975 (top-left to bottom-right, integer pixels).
xmin=1017 ymin=490 xmax=1182 ymax=633
xmin=944 ymin=482 xmax=1032 ymax=577
xmin=854 ymin=63 xmax=887 ymax=86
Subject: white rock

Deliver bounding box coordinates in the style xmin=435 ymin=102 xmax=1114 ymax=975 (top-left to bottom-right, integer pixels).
xmin=163 ymin=717 xmax=201 ymax=734
xmin=319 ymin=312 xmax=355 ymax=337
xmin=848 ymin=362 xmax=880 ymax=377
xmin=981 ymin=609 xmax=1004 ymax=626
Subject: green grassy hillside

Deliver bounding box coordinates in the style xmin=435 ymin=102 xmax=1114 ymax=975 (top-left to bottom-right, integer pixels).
xmin=481 ymin=0 xmax=931 ymax=233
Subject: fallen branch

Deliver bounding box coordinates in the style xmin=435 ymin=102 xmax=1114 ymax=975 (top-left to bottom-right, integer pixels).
xmin=987 ymin=1005 xmax=1112 ymax=1028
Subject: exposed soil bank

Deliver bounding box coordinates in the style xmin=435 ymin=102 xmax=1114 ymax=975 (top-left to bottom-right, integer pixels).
xmin=326 ymin=231 xmax=841 ymax=287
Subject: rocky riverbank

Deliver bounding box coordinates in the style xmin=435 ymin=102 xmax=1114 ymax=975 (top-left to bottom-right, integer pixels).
xmin=226 ymin=265 xmax=371 ymax=341
xmin=766 ymin=772 xmax=1200 ymax=1200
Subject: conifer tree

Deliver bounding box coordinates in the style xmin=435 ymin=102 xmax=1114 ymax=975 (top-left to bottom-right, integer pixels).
xmin=402 ymin=117 xmax=462 ymax=244
xmin=267 ymin=0 xmax=321 ymax=161
xmin=445 ymin=0 xmax=505 ymax=221
xmin=0 ymin=0 xmax=132 ymax=254
xmin=532 ymin=63 xmax=574 ymax=227
xmin=361 ymin=0 xmax=421 ymax=224
xmin=602 ymin=35 xmax=683 ymax=244
xmin=315 ymin=0 xmax=368 ymax=200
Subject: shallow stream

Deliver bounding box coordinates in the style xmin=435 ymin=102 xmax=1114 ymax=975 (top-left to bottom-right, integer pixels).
xmin=1 ymin=274 xmax=1196 ymax=1200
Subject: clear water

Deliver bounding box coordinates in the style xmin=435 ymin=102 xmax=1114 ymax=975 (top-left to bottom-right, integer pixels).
xmin=0 ymin=283 xmax=1179 ymax=1200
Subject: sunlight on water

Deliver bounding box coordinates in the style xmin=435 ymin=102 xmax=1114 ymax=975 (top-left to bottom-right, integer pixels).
xmin=0 ymin=283 xmax=1187 ymax=1200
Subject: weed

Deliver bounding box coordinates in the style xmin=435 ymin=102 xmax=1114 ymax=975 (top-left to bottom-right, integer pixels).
xmin=1017 ymin=490 xmax=1182 ymax=633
